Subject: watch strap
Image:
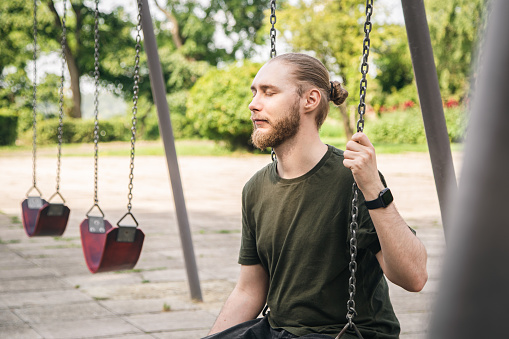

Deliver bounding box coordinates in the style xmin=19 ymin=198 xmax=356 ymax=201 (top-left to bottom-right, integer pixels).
xmin=365 ymin=188 xmax=393 ymax=210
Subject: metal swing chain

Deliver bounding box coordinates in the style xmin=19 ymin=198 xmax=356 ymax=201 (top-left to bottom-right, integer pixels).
xmin=31 ymin=0 xmax=38 ymax=192
xmin=126 ymin=0 xmax=143 ymax=214
xmin=356 ymin=0 xmax=373 ymax=133
xmin=270 ymin=0 xmax=277 ymax=162
xmin=341 ymin=1 xmax=373 ymax=338
xmin=93 ymin=0 xmax=100 ymax=206
xmin=270 ymin=0 xmax=277 ymax=59
xmin=55 ymin=0 xmax=68 ymax=196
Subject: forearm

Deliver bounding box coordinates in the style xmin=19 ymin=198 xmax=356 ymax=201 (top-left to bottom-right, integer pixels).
xmin=208 ymin=286 xmax=266 ymax=335
xmin=370 ymin=203 xmax=428 ymax=292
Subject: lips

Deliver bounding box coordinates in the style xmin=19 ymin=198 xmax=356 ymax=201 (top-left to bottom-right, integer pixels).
xmin=251 ymin=116 xmax=269 ymax=124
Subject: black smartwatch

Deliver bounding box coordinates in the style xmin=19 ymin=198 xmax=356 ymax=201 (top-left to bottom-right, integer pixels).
xmin=365 ymin=188 xmax=393 ymax=210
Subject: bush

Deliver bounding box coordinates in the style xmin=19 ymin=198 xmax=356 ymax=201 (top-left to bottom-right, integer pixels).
xmin=186 ymin=62 xmax=261 ymax=150
xmin=27 ymin=118 xmax=132 ymax=145
xmin=367 ymin=107 xmax=467 ymax=144
xmin=0 ymin=112 xmax=18 ymax=145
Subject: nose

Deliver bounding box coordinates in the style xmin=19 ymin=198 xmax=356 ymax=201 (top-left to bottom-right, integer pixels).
xmin=249 ymin=93 xmax=261 ymax=113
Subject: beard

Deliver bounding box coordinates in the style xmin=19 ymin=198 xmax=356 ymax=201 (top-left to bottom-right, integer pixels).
xmin=251 ymin=100 xmax=301 ymax=150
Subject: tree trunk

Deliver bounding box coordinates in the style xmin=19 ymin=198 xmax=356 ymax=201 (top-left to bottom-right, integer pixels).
xmin=154 ymin=0 xmax=184 ymax=49
xmin=47 ymin=0 xmax=82 ymax=118
xmin=339 ymin=102 xmax=354 ymax=141
xmin=66 ymin=48 xmax=82 ymax=118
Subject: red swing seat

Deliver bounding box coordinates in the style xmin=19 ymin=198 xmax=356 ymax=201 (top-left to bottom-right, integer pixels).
xmin=21 ymin=198 xmax=69 ymax=237
xmin=80 ymin=217 xmax=144 ymax=273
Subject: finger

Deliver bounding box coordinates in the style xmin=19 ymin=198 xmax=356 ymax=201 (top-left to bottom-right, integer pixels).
xmin=345 ymin=139 xmax=364 ymax=152
xmin=351 ymin=132 xmax=374 ymax=148
xmin=343 ymin=149 xmax=355 ymax=160
xmin=343 ymin=158 xmax=354 ymax=170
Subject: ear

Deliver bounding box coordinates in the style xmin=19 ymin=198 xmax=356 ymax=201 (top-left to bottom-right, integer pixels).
xmin=303 ymin=88 xmax=322 ymax=113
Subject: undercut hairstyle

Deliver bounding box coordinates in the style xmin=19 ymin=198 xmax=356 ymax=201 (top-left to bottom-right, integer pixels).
xmin=268 ymin=53 xmax=348 ymax=128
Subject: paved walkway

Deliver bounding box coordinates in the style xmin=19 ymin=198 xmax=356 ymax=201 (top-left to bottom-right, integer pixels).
xmin=0 ymin=149 xmax=461 ymax=338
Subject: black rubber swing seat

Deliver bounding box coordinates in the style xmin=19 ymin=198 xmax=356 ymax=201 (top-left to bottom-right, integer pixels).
xmin=79 ymin=211 xmax=144 ymax=273
xmin=21 ymin=197 xmax=70 ymax=237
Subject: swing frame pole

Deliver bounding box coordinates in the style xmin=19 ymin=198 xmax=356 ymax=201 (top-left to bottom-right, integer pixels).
xmin=430 ymin=1 xmax=509 ymax=337
xmin=139 ymin=0 xmax=202 ymax=301
xmin=400 ymin=0 xmax=457 ymax=238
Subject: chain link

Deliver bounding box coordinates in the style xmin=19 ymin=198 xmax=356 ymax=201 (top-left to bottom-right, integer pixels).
xmin=56 ymin=0 xmax=67 ymax=194
xmin=356 ymin=0 xmax=373 ymax=133
xmin=126 ymin=0 xmax=143 ymax=213
xmin=270 ymin=0 xmax=277 ymax=58
xmin=347 ymin=183 xmax=359 ymax=323
xmin=31 ymin=0 xmax=38 ymax=191
xmin=93 ymin=0 xmax=100 ymax=204
xmin=342 ymin=1 xmax=374 ymax=338
xmin=269 ymin=0 xmax=277 ymax=160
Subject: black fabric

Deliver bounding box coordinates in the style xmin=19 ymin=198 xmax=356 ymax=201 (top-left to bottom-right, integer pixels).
xmin=202 ymin=315 xmax=346 ymax=339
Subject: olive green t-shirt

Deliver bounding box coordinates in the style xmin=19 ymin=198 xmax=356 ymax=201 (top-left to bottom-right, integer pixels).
xmin=239 ymin=145 xmax=400 ymax=338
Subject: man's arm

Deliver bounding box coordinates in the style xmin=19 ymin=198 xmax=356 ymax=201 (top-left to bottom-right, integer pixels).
xmin=343 ymin=132 xmax=428 ymax=292
xmin=208 ymin=264 xmax=269 ymax=335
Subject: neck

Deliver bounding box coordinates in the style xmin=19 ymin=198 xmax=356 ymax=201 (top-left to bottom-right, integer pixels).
xmin=274 ymin=125 xmax=328 ymax=179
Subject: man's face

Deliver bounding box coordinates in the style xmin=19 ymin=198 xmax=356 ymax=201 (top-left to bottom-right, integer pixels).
xmin=249 ymin=61 xmax=302 ymax=150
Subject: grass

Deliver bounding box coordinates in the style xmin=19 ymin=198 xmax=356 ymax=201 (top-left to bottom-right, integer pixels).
xmin=0 ymin=139 xmax=246 ymax=157
xmin=1 ymin=114 xmax=464 ymax=157
xmin=163 ymin=303 xmax=171 ymax=312
xmin=0 ymin=238 xmax=21 ymax=244
xmin=0 ymin=138 xmax=463 ymax=157
xmin=10 ymin=216 xmax=21 ymax=224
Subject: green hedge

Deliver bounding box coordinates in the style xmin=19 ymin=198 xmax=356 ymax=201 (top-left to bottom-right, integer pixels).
xmin=0 ymin=113 xmax=18 ymax=145
xmin=187 ymin=62 xmax=262 ymax=150
xmin=367 ymin=107 xmax=466 ymax=144
xmin=26 ymin=118 xmax=132 ymax=145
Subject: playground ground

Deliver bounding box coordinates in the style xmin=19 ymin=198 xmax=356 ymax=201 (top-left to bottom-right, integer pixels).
xmin=0 ymin=147 xmax=461 ymax=338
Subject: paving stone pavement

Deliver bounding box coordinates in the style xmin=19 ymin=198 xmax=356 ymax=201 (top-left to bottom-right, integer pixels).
xmin=0 ymin=150 xmax=462 ymax=338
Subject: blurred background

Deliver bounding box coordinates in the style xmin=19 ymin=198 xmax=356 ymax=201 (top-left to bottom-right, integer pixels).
xmin=0 ymin=0 xmax=486 ymax=154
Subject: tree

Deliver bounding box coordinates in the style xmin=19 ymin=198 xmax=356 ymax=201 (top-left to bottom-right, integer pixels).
xmin=0 ymin=0 xmax=50 ymax=127
xmin=0 ymin=0 xmax=147 ymax=120
xmin=45 ymin=0 xmax=148 ymax=118
xmin=271 ymin=0 xmax=387 ymax=139
xmin=186 ymin=62 xmax=261 ymax=149
xmin=153 ymin=0 xmax=272 ymax=64
xmin=426 ymin=0 xmax=486 ymax=100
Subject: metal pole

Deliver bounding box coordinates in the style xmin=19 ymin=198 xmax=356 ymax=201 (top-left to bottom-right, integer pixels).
xmin=429 ymin=1 xmax=509 ymax=337
xmin=400 ymin=0 xmax=457 ymax=238
xmin=140 ymin=0 xmax=202 ymax=301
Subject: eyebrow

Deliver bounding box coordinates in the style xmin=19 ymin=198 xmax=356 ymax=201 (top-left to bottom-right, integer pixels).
xmin=250 ymin=84 xmax=279 ymax=92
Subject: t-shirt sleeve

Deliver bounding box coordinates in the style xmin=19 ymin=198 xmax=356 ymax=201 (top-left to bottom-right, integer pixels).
xmin=238 ymin=185 xmax=261 ymax=265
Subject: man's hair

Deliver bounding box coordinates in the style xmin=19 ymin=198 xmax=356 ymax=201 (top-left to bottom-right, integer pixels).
xmin=268 ymin=53 xmax=348 ymax=128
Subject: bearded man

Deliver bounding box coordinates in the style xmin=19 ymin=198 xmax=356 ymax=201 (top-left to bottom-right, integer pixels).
xmin=204 ymin=53 xmax=428 ymax=339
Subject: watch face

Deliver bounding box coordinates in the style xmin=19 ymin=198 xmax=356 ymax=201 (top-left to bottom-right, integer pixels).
xmin=381 ymin=188 xmax=393 ymax=207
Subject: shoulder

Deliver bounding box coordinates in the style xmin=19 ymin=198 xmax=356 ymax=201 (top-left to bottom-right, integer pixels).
xmin=242 ymin=161 xmax=275 ymax=198
xmin=324 ymin=145 xmax=351 ymax=177
xmin=329 ymin=144 xmax=345 ymax=160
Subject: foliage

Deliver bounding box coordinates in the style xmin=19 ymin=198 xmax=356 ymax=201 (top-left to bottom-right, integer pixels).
xmin=367 ymin=107 xmax=467 ymax=144
xmin=426 ymin=0 xmax=486 ymax=100
xmin=371 ymin=24 xmax=415 ymax=110
xmin=155 ymin=0 xmax=271 ymax=63
xmin=187 ymin=62 xmax=261 ymax=149
xmin=0 ymin=112 xmax=18 ymax=145
xmin=269 ymin=0 xmax=389 ymax=137
xmin=20 ymin=118 xmax=131 ymax=145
